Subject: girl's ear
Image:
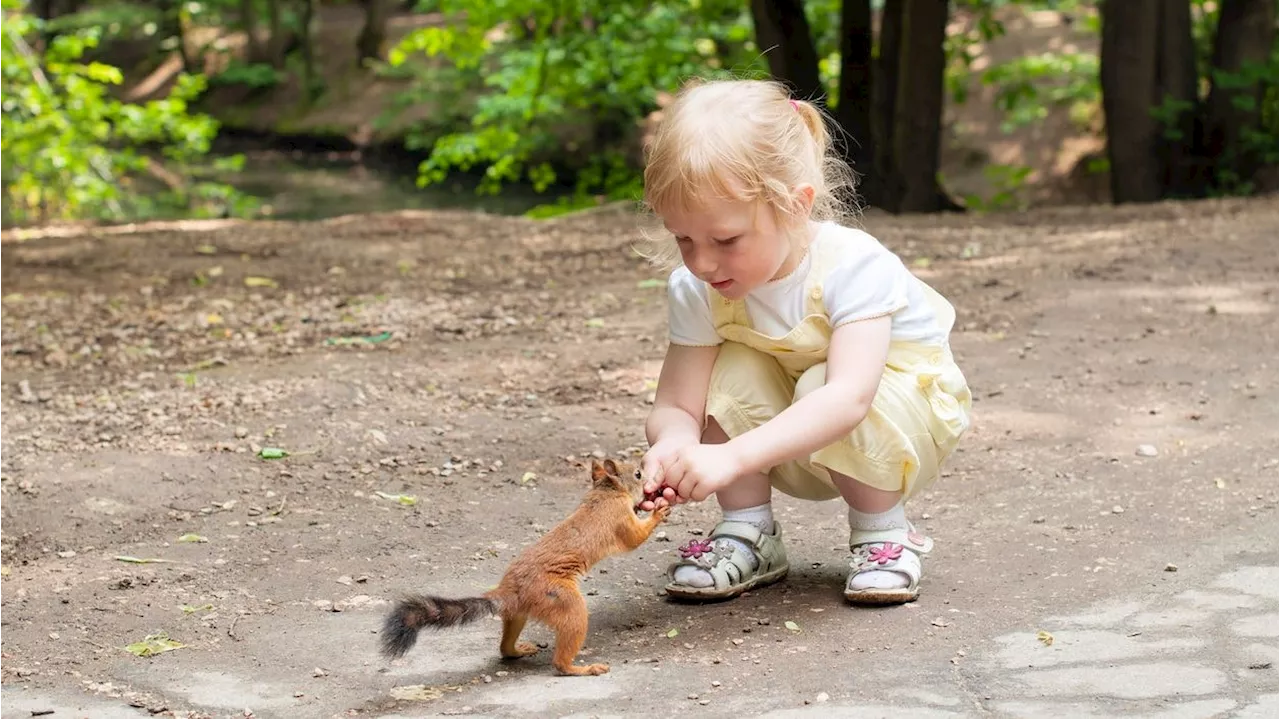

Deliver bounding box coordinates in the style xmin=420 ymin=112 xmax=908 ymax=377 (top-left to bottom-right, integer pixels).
xmin=794 ymin=183 xmax=816 ymax=214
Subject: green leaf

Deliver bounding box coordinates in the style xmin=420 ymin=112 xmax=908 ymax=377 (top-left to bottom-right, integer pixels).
xmin=375 ymin=491 xmax=418 ymax=506
xmin=124 ymin=632 xmax=185 ymax=657
xmin=784 ymin=621 xmax=800 ymax=632
xmin=666 ymin=628 xmax=679 ymax=638
xmin=258 ymin=447 xmax=288 ymax=460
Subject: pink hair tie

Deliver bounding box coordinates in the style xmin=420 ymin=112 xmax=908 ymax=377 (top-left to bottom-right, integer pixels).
xmin=789 ymin=99 xmax=799 ymax=111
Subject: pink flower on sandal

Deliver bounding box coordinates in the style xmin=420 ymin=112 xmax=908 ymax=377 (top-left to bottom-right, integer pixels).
xmin=851 ymin=542 xmax=905 ymax=573
xmin=866 ymin=543 xmax=904 ymax=565
xmin=678 ymin=538 xmax=714 ymax=559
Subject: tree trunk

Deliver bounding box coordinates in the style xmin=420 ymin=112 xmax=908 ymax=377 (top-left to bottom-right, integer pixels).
xmin=300 ymin=0 xmax=318 ymax=97
xmin=836 ymin=0 xmax=875 ymax=207
xmin=1155 ymin=0 xmax=1199 ymax=197
xmin=1100 ymin=0 xmax=1163 ymax=203
xmin=240 ymin=0 xmax=268 ymax=64
xmin=266 ymin=0 xmax=286 ymax=68
xmin=357 ymin=0 xmax=390 ymax=65
xmin=873 ymin=0 xmax=904 ymax=210
xmin=890 ymin=0 xmax=950 ymax=212
xmin=31 ymin=0 xmax=55 ymax=48
xmin=158 ymin=0 xmax=193 ymax=71
xmin=1203 ymin=0 xmax=1278 ymax=190
xmin=749 ymin=0 xmax=824 ymax=104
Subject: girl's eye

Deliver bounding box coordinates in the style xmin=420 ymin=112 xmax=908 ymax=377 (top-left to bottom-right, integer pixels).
xmin=714 ymin=236 xmax=741 ymax=246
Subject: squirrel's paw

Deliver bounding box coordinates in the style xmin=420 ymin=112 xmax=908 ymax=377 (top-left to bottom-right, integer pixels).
xmin=502 ymin=641 xmax=539 ymax=659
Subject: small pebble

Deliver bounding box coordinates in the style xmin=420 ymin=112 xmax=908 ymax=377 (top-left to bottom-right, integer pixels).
xmin=1112 ymin=505 xmax=1125 ymax=514
xmin=1135 ymin=444 xmax=1158 ymax=457
xmin=816 ymin=692 xmax=830 ymax=703
xmin=1164 ymin=563 xmax=1178 ymax=572
xmin=312 ymin=667 xmax=327 ymax=677
xmin=698 ymin=699 xmax=711 ymax=706
xmin=235 ymin=427 xmax=249 ymax=439
xmin=711 ymin=680 xmax=722 ymax=687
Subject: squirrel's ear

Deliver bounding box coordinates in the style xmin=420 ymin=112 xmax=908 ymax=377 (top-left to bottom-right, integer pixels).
xmin=601 ymin=459 xmax=620 ymax=477
xmin=590 ymin=460 xmax=607 ymax=485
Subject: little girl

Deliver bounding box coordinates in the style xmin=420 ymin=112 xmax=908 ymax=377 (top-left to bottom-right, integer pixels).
xmin=636 ymin=78 xmax=972 ymax=605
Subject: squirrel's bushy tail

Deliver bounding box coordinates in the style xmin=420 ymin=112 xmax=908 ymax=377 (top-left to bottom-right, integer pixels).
xmin=380 ymin=594 xmax=500 ymax=659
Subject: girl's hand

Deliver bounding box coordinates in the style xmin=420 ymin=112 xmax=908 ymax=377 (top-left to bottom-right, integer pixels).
xmin=638 ymin=437 xmax=695 ymax=511
xmin=665 ymin=443 xmax=745 ymax=503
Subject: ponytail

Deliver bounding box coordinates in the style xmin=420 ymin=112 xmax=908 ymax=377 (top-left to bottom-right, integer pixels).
xmin=790 ymin=99 xmax=832 ymax=168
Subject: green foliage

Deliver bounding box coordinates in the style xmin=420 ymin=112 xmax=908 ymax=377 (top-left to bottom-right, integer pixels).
xmin=385 ymin=0 xmax=765 ymax=198
xmin=1148 ymin=2 xmax=1278 ymax=197
xmin=1206 ymin=51 xmax=1279 ymax=195
xmin=207 ymin=61 xmax=286 ymax=89
xmin=947 ymin=1 xmax=1100 ymax=133
xmin=1 ymin=0 xmax=255 ymax=225
xmin=981 ymin=51 xmax=1099 ymax=132
xmin=962 ymin=163 xmax=1033 ymax=212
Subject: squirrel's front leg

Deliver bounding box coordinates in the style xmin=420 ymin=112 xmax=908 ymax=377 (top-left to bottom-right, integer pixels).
xmin=623 ymin=505 xmax=670 ymax=549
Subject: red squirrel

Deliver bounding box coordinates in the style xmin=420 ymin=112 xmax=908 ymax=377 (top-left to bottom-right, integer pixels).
xmin=380 ymin=459 xmax=670 ymax=676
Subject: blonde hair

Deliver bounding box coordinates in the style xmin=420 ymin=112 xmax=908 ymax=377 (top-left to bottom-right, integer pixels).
xmin=637 ymin=78 xmax=858 ymax=269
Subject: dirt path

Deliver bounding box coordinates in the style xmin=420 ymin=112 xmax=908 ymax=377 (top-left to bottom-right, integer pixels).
xmin=1 ymin=197 xmax=1276 ymax=718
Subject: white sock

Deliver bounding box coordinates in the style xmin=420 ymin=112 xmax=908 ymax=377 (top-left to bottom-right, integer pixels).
xmin=848 ymin=502 xmax=906 ymax=532
xmin=848 ymin=502 xmax=911 ymax=591
xmin=671 ymin=504 xmax=772 ymax=589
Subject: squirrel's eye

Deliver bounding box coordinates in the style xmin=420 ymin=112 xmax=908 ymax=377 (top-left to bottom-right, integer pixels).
xmin=634 ymin=469 xmax=642 ymax=479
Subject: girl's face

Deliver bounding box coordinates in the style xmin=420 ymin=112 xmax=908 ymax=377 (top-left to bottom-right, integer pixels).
xmin=661 ymin=192 xmax=812 ymax=300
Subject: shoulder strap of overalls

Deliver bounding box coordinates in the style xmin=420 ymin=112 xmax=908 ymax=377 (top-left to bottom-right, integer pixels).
xmin=802 ymin=234 xmax=847 ymax=317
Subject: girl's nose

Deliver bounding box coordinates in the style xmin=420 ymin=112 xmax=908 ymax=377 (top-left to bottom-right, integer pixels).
xmin=688 ymin=251 xmax=716 ymax=277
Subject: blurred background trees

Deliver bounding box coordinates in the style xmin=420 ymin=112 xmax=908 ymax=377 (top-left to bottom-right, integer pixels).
xmin=2 ymin=0 xmax=1275 ymax=226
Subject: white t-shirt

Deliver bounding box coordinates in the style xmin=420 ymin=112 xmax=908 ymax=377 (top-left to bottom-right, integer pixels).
xmin=667 ymin=222 xmax=947 ymax=347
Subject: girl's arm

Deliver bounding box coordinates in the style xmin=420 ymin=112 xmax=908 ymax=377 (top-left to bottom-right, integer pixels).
xmin=726 ymin=315 xmax=891 ymax=476
xmin=645 ymin=343 xmax=719 ymax=446
xmin=642 ymin=343 xmax=719 ymax=498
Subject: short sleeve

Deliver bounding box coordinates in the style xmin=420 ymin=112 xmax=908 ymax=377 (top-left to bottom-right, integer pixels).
xmin=823 ymin=244 xmax=912 ymax=328
xmin=667 ymin=268 xmax=722 ymax=346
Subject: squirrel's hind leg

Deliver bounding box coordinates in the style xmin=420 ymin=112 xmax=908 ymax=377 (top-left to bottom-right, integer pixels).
xmin=543 ymin=585 xmax=608 ymax=676
xmin=499 ymin=614 xmax=538 ymax=659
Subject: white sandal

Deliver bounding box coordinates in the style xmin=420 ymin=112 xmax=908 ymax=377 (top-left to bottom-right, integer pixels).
xmin=664 ymin=520 xmax=790 ymax=602
xmin=844 ymin=524 xmax=933 ymax=605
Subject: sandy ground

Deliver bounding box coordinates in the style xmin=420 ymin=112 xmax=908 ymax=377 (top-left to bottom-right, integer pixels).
xmin=1 ymin=196 xmax=1277 ymax=718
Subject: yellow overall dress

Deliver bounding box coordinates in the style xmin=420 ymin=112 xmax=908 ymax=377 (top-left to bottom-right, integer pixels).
xmin=703 ymin=239 xmax=972 ymax=502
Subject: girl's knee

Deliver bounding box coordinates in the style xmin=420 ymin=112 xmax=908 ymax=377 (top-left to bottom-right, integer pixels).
xmin=793 ymin=363 xmax=827 ymax=400
xmin=711 ymin=341 xmax=776 ymax=377
xmin=707 ymin=343 xmax=792 ymax=426
xmin=702 ymin=416 xmax=730 ymax=443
